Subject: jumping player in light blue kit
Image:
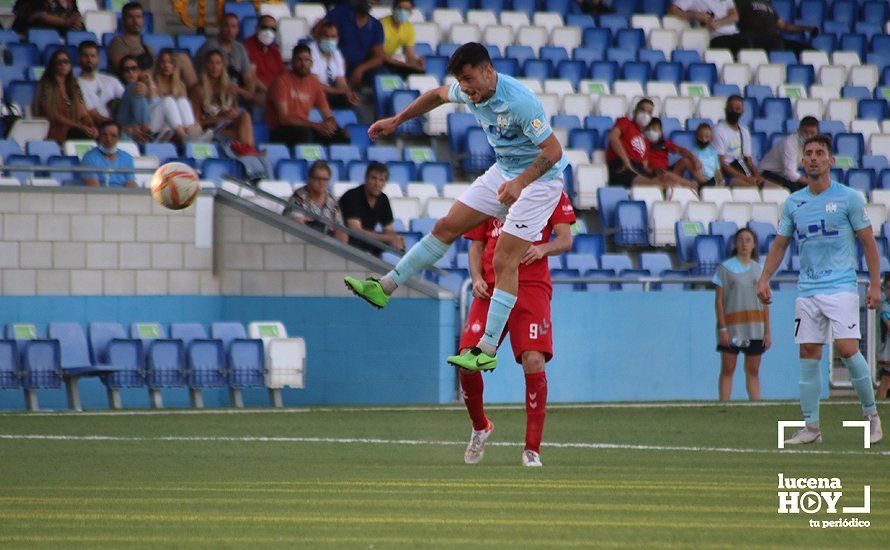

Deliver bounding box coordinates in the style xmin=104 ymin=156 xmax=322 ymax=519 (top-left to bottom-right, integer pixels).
xmin=343 ymin=43 xmax=568 ymax=373
xmin=758 ymin=134 xmax=883 ymax=445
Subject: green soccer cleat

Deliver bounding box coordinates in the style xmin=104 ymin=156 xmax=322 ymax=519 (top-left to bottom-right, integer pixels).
xmin=447 ymin=347 xmax=497 ymax=372
xmin=344 ymin=276 xmax=390 ymax=309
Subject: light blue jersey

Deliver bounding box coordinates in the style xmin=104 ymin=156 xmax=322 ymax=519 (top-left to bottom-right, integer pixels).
xmin=777 ymin=180 xmax=870 ymax=296
xmin=448 ymin=74 xmax=568 ymax=182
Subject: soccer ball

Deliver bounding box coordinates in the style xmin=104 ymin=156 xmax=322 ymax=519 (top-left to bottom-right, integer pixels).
xmin=150 ymin=162 xmax=200 ymax=210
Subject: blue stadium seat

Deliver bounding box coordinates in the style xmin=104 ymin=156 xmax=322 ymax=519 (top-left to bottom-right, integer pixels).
xmin=585 ymin=116 xmax=613 ymax=146
xmin=654 ymin=61 xmax=682 ymax=85
xmin=619 ymin=269 xmax=651 ymax=291
xmin=745 ymin=85 xmax=773 ymax=104
xmin=347 ymin=161 xmax=369 ymax=182
xmin=640 ymin=252 xmax=673 ymax=275
xmin=582 ymin=28 xmax=611 ymax=53
xmin=641 ymin=0 xmax=669 ymax=15
xmin=262 ymin=144 xmax=292 ymax=169
xmin=810 ymin=34 xmax=836 ymax=55
xmin=413 ymin=43 xmax=432 ymax=58
xmin=768 ymin=50 xmax=797 ymax=66
xmin=88 ymin=322 xmax=144 ymax=389
xmin=0 ymin=339 xmax=19 ymax=389
xmin=572 ymin=47 xmax=603 ymax=69
xmin=424 ymin=56 xmax=447 ymax=82
xmin=28 ymin=29 xmax=63 ymax=54
xmin=419 ymin=162 xmax=452 ymax=187
xmin=858 ymin=99 xmax=887 ymax=121
xmin=568 ymin=129 xmax=598 ymax=155
xmin=880 ymin=169 xmax=890 ymax=190
xmin=864 ymin=157 xmax=889 ymax=174
xmin=597 ymin=187 xmax=629 ymax=230
xmin=712 ymin=83 xmax=740 ymax=98
xmin=831 ymin=0 xmax=856 ymax=25
xmin=447 ymin=112 xmax=476 ymax=155
xmin=842 ymin=86 xmax=872 ymax=101
xmin=176 ymin=35 xmax=206 ymax=57
xmin=202 ymin=159 xmax=241 ymax=184
xmin=823 ymin=20 xmax=851 ymax=37
xmin=223 ymin=0 xmax=257 ymax=20
xmin=437 ymin=43 xmax=459 ymax=58
xmin=437 ymin=269 xmax=468 ymax=295
xmin=614 ymin=201 xmax=649 ymax=247
xmin=598 ymin=14 xmax=629 ymax=35
xmin=753 ymin=117 xmax=782 ymax=136
xmin=391 ymin=89 xmax=422 ymax=136
xmin=750 ymin=131 xmax=767 ymax=160
xmin=671 ymin=50 xmax=701 ymax=72
xmin=835 ymin=133 xmax=864 ymax=163
xmin=567 ymin=14 xmax=596 ymax=30
xmin=551 ymin=269 xmax=583 ymax=292
xmin=6 ymin=43 xmax=38 ymax=68
xmin=6 ymin=154 xmax=39 ymax=183
xmin=170 ymin=323 xmax=225 ymax=389
xmin=819 ymin=120 xmax=845 ymax=138
xmin=25 ymin=140 xmax=61 ymax=164
xmin=566 ymin=253 xmax=599 ymax=272
xmin=345 ymin=123 xmax=371 ymax=150
xmin=145 ymin=143 xmax=178 ymax=164
xmin=409 ymin=217 xmax=436 ymax=234
xmin=386 ymin=161 xmax=415 ymax=184
xmin=845 ymin=169 xmax=875 ymax=194
xmin=621 ymin=61 xmax=650 ymax=85
xmin=0 ymin=29 xmax=19 ymax=46
xmin=675 ymin=221 xmax=704 ymax=263
xmin=786 ymin=64 xmax=815 ymax=87
xmin=522 ymin=58 xmax=552 ymax=80
xmin=660 ymin=269 xmax=692 ymax=291
xmin=606 ymin=47 xmax=636 ymax=66
xmin=638 ymin=49 xmax=666 ymax=71
xmin=589 ymin=61 xmax=618 ymax=85
xmin=684 ymin=117 xmax=711 ymax=132
xmin=367 ymin=145 xmax=400 ymax=164
xmin=601 ymin=253 xmax=634 ymax=273
xmin=552 ymin=114 xmax=582 ymax=131
xmin=557 ymin=60 xmax=586 ymax=88
xmin=582 ymin=269 xmax=616 ymax=292
xmin=616 ymin=29 xmax=644 ymax=52
xmin=332 ymin=110 xmax=358 ymax=129
xmin=670 ymin=130 xmax=695 ymax=151
xmin=772 ymin=0 xmax=793 ymax=22
xmin=709 ymin=221 xmax=738 ymax=257
xmin=6 ymin=81 xmax=37 ymax=109
xmin=798 ymin=0 xmax=826 ymax=28
xmin=540 ymin=46 xmax=569 ymax=68
xmin=687 ymin=63 xmax=716 ymax=89
xmin=863 ymin=1 xmax=889 ymax=26
xmin=746 ymin=221 xmax=776 ymax=254
xmin=840 ymin=33 xmax=866 ymax=59
xmin=0 ymin=139 xmax=22 ymax=162
xmin=856 ymin=22 xmax=882 ymax=42
xmin=0 ymin=66 xmax=25 ymax=90
xmin=491 ymin=57 xmax=519 ymax=75
xmin=505 ymin=45 xmax=536 ymax=67
xmin=142 ymin=33 xmax=175 ymax=53
xmin=692 ymin=235 xmax=724 ymax=276
xmin=374 ymin=74 xmax=406 ymax=118
xmin=21 ymin=337 xmax=62 ymax=392
xmin=548 ymin=255 xmax=566 ymax=270
xmin=210 ymin=322 xmax=265 ymax=389
xmin=462 ymin=127 xmax=495 ymax=173
xmin=572 ymin=233 xmax=605 ymax=260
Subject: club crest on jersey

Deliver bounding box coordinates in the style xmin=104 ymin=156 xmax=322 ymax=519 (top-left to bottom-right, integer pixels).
xmin=825 ymin=203 xmax=837 ymax=213
xmin=497 ymin=114 xmax=509 ymax=127
xmin=531 ymin=118 xmax=546 ymax=137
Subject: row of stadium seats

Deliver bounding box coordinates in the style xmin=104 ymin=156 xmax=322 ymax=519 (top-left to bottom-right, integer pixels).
xmin=0 ymin=321 xmax=304 ymax=410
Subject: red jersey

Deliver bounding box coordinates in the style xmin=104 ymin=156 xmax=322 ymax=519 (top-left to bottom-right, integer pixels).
xmin=605 ymin=117 xmax=648 ymax=164
xmin=463 ymin=192 xmax=576 ymax=289
xmin=646 ymin=138 xmax=678 ymax=170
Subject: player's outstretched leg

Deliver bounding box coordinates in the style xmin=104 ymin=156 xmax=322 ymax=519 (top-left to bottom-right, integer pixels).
xmin=786 ymin=357 xmax=823 ymax=445
xmin=522 ymin=354 xmax=547 ymax=467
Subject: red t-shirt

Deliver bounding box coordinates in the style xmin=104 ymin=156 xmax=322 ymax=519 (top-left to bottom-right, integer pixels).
xmin=244 ymin=35 xmax=285 ymax=88
xmin=265 ymin=71 xmax=329 ymax=128
xmin=463 ymin=192 xmax=576 ymax=289
xmin=646 ymin=138 xmax=678 ymax=170
xmin=605 ymin=117 xmax=648 ymax=164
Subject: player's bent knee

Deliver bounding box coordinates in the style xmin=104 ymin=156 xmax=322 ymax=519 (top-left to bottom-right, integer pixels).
xmin=430 ymin=218 xmax=459 ymax=244
xmin=521 ymin=351 xmax=546 ymax=374
xmin=835 ymin=339 xmax=860 ymax=358
xmin=799 ymin=344 xmax=823 ymax=360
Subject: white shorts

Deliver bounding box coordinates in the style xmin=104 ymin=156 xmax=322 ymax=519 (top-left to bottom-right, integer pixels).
xmin=456 ymin=164 xmax=564 ymax=242
xmin=794 ymin=292 xmax=861 ymax=344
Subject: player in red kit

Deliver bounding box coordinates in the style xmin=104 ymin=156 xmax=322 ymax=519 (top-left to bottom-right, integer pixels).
xmin=457 ymin=192 xmax=575 ymax=467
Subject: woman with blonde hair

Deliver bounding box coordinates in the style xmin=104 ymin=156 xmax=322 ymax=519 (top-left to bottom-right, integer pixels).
xmin=154 ymin=49 xmax=206 ymax=141
xmin=33 ymin=49 xmax=97 ymax=144
xmin=189 ymin=49 xmax=256 ymax=150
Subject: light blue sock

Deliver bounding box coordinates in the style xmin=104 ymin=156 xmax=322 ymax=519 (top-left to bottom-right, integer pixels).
xmin=479 ymin=289 xmax=517 ymax=351
xmin=799 ymin=358 xmax=822 ymax=424
xmin=384 ymin=234 xmax=450 ymax=289
xmin=842 ymin=352 xmax=878 ymax=416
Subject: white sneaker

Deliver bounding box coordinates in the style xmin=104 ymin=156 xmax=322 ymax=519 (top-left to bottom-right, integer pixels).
xmin=521 ymin=450 xmax=542 ymax=467
xmin=785 ymin=426 xmax=822 ymax=445
xmin=464 ymin=420 xmax=493 ymax=464
xmin=867 ymin=414 xmax=883 ymax=444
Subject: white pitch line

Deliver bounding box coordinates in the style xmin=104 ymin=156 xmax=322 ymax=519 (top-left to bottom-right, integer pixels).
xmin=1 ymin=433 xmax=887 ymax=457
xmin=0 ymin=400 xmax=870 ymax=417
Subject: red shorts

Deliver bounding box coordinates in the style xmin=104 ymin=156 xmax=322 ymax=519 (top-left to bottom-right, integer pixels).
xmin=459 ymin=284 xmax=554 ymax=363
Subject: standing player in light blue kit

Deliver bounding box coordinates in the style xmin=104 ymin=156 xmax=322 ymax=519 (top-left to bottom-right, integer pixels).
xmin=343 ymin=43 xmax=568 ymax=372
xmin=758 ymin=134 xmax=883 ymax=445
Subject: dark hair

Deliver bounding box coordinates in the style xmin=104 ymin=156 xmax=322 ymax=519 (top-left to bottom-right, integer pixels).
xmin=118 ymin=54 xmax=140 ymax=78
xmin=695 ymin=122 xmax=711 ymax=133
xmin=803 ymin=134 xmax=833 ymax=153
xmin=447 ymin=42 xmax=491 ymax=75
xmin=122 ymin=2 xmax=143 ymax=15
xmin=292 ymin=44 xmax=311 ymax=59
xmin=634 ymin=98 xmax=653 ymax=111
xmin=730 ymin=227 xmax=759 ymax=261
xmin=222 ymin=12 xmax=239 ymax=24
xmin=258 ymin=14 xmax=277 ymax=26
xmin=308 ymin=161 xmax=332 ymax=179
xmin=727 ymin=94 xmax=744 ymax=106
xmin=393 ymin=0 xmax=413 ymax=6
xmin=365 ymin=161 xmax=389 ymax=179
xmin=648 ymin=117 xmax=662 ymax=129
xmin=78 ymin=40 xmax=100 ymax=54
xmin=98 ymin=120 xmax=121 ymax=134
xmin=800 ymin=116 xmax=819 ymax=129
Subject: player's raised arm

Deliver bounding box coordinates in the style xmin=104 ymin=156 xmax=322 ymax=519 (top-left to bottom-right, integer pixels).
xmin=756 ymin=235 xmax=790 ymax=305
xmin=368 ymin=85 xmax=450 ymax=141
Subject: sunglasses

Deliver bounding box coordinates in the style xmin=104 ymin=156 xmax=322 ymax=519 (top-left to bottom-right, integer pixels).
xmin=122 ymin=65 xmax=139 ymax=71
xmin=57 ymin=58 xmax=71 ymax=65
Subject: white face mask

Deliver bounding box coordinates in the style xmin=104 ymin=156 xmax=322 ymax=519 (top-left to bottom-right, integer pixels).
xmin=645 ymin=129 xmax=661 ymax=142
xmin=394 ymin=9 xmax=411 ymax=23
xmin=635 ymin=111 xmax=652 ymax=127
xmin=257 ymin=29 xmax=276 ymax=46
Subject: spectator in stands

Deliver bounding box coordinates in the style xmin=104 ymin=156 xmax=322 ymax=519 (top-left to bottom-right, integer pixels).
xmin=713 ymin=227 xmax=769 ymax=401
xmin=244 ymin=15 xmax=285 ymax=89
xmin=32 ymin=49 xmax=97 ymax=145
xmin=605 ymin=98 xmax=662 ymax=187
xmin=154 ymin=49 xmax=208 ymax=142
xmin=195 ymin=12 xmax=265 ymax=107
xmin=714 ymin=95 xmax=763 ymax=187
xmin=266 ymin=44 xmax=350 ymax=146
xmin=688 ymin=123 xmax=723 ymax=187
xmin=309 ymin=21 xmax=360 ymax=107
xmin=77 ymin=40 xmax=125 ymax=127
xmin=190 ymin=50 xmax=257 ymax=149
xmin=12 ymin=0 xmax=83 ymax=36
xmin=339 ymin=161 xmax=405 ymax=256
xmin=116 ymin=54 xmax=197 ymax=144
xmin=107 ymin=2 xmax=198 ymax=87
xmin=576 ymin=0 xmax=615 ymax=15
xmin=644 ymin=117 xmax=700 ymax=192
xmin=283 ymin=161 xmax=348 ymax=243
xmin=667 ymin=0 xmax=740 ymax=50
xmin=380 ymin=0 xmax=425 ymax=75
xmin=319 ymin=0 xmax=385 ymax=87
xmin=80 ymin=121 xmax=136 ymax=188
xmin=759 ymin=116 xmax=819 ymax=191
xmin=730 ymin=0 xmax=818 ymax=56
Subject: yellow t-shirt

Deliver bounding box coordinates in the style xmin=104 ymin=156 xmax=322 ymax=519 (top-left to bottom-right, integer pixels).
xmin=381 ymin=16 xmax=415 ymax=57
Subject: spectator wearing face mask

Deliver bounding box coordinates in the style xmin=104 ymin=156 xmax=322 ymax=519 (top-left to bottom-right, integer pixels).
xmin=81 ymin=121 xmax=136 ymax=188
xmin=688 ymin=123 xmax=723 ymax=187
xmin=244 ymin=15 xmax=285 ymax=89
xmin=714 ymin=95 xmax=764 ymax=187
xmin=643 ymin=117 xmax=700 ymax=192
xmin=318 ymin=0 xmax=385 ymax=87
xmin=605 ymin=98 xmax=661 ymax=187
xmin=381 ymin=0 xmax=425 ymax=75
xmin=309 ymin=21 xmax=360 ymax=107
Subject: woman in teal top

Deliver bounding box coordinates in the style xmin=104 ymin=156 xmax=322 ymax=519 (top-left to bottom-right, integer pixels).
xmin=713 ymin=228 xmax=771 ymax=401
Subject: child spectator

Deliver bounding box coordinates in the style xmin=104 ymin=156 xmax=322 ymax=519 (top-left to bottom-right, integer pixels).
xmin=644 ymin=117 xmax=700 ymax=192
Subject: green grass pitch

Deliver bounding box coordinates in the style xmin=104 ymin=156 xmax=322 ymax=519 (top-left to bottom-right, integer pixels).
xmin=0 ymin=401 xmax=886 ymax=548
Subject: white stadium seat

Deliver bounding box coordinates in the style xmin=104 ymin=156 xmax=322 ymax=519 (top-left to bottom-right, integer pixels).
xmin=851 ymin=119 xmax=881 ymax=143
xmin=685 ymin=201 xmax=718 ymax=225
xmin=133 ymin=156 xmax=159 ymax=188
xmin=425 ymin=197 xmax=454 ymax=218
xmin=247 ymin=321 xmax=305 ymax=403
xmin=258 ymin=181 xmax=294 ymax=198
xmin=64 ymin=139 xmax=97 ymax=159
xmin=819 ymin=65 xmax=847 ymax=90
xmin=648 ymin=29 xmax=678 ymax=56
xmin=532 ymin=12 xmax=564 ymax=33
xmin=562 ymin=94 xmax=593 ymax=119
xmin=575 ymin=163 xmax=608 ymax=208
xmin=424 ymin=102 xmax=455 ymax=135
xmin=389 ymin=197 xmax=423 ymax=227
xmin=466 ymin=9 xmax=497 ymax=28
xmin=551 ymin=26 xmax=582 ymax=51
xmin=831 ymin=51 xmax=861 ymax=71
xmin=631 ymin=14 xmax=662 ymax=37
xmin=279 ymin=18 xmax=309 ymax=61
xmin=538 ymin=93 xmax=560 ymax=119
xmin=681 ymin=29 xmax=711 ymax=53
xmin=449 ymin=23 xmax=481 ymax=44
xmin=332 ymin=182 xmax=358 ymax=199
xmin=865 ymin=204 xmax=887 ymax=234
xmin=383 ymin=183 xmax=404 ymax=198
xmin=413 ymin=22 xmax=441 ymax=49
xmin=697 ymin=97 xmax=727 ymax=121
xmin=405 ymin=183 xmax=440 ymax=208
xmin=442 ymin=183 xmax=470 ymax=199
xmin=516 ymin=25 xmax=549 ymax=53
xmin=826 ymin=99 xmax=856 ymax=127
xmin=564 ymin=149 xmax=591 ymax=167
xmin=794 ymin=98 xmax=824 ymax=120
xmin=779 ymin=83 xmax=808 ymax=100
xmin=750 ymin=202 xmax=779 ymax=224
xmin=649 ymin=201 xmax=682 ymax=246
xmin=613 ymin=80 xmax=645 ymax=101
xmin=667 ymin=187 xmax=699 ymax=209
xmin=737 ymin=49 xmax=768 ymax=72
xmin=720 ymin=202 xmax=753 ymax=228
xmin=661 ymin=15 xmax=689 ymax=33
xmin=260 ymin=3 xmax=292 ymax=19
xmin=579 ymin=79 xmax=611 ymax=96
xmin=630 ymin=185 xmax=664 ymax=212
xmin=761 ymin=187 xmax=790 ymax=206
xmin=597 ymin=95 xmax=628 ymax=119
xmin=30 ymin=178 xmax=61 ymax=187
xmin=721 ymin=63 xmax=751 ymax=89
xmin=516 ymin=78 xmax=544 ymax=94
xmin=756 ymin=64 xmax=786 ymax=94
xmin=870 ymin=134 xmax=890 ymax=157
xmin=499 ymin=11 xmax=531 ymax=33
xmin=680 ymin=81 xmax=711 ymax=98
xmin=848 ymin=66 xmax=879 ymax=90
xmin=810 ymin=85 xmax=838 ymax=104
xmin=432 ymin=8 xmax=464 ymax=33
xmin=703 ymin=48 xmax=734 ymax=70
xmin=84 ymin=10 xmax=117 ymax=36
xmin=731 ymin=187 xmax=761 ymax=203
xmin=800 ymin=50 xmax=830 ymax=73
xmin=870 ymin=190 xmax=890 ymax=212
xmin=662 ymin=97 xmax=695 ymax=122
xmin=646 ymin=82 xmax=678 ymax=101
xmin=407 ymin=75 xmax=440 ymax=93
xmin=483 ymin=25 xmax=514 ymax=51
xmin=8 ymin=119 xmax=50 ymax=148
xmin=544 ymin=79 xmax=575 ymax=95
xmin=293 ymin=3 xmax=326 ymax=25
xmin=701 ymin=187 xmax=733 ymax=210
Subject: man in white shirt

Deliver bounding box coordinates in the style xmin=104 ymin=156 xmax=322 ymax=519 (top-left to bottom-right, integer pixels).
xmin=309 ymin=21 xmax=359 ymax=108
xmin=668 ymin=0 xmax=743 ymax=51
xmin=77 ymin=40 xmax=125 ymax=126
xmin=760 ymin=116 xmax=819 ymax=191
xmin=714 ymin=95 xmax=764 ymax=187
